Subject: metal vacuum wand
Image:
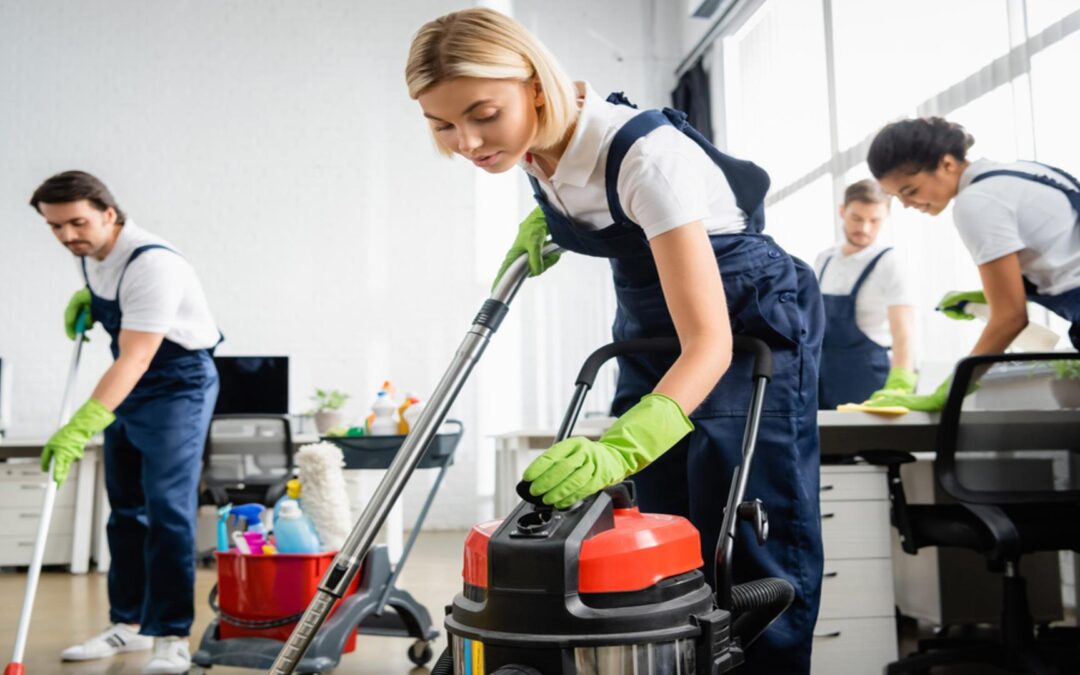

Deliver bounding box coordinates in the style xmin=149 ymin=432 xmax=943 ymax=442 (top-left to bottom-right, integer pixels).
xmin=268 ymin=245 xmax=561 ymax=675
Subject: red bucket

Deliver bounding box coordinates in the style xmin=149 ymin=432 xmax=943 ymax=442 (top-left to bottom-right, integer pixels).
xmin=215 ymin=551 xmax=360 ymax=648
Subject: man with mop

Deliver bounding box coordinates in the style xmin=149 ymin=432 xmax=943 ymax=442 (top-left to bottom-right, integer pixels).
xmin=31 ymin=171 xmax=220 ymax=675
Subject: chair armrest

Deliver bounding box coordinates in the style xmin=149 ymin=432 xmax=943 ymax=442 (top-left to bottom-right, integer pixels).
xmin=962 ymin=503 xmax=1022 ymax=564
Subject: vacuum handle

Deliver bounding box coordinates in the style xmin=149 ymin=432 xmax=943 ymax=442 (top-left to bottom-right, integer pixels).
xmin=573 ymin=335 xmax=772 ymax=388
xmin=560 ymin=335 xmax=773 ymax=441
xmin=734 ymin=335 xmax=772 ymax=382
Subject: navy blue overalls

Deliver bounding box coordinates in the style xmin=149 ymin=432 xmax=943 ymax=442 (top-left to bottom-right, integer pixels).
xmin=969 ymin=164 xmax=1080 ymax=350
xmin=81 ymin=244 xmax=220 ymax=636
xmin=817 ymin=248 xmax=894 ymax=409
xmin=528 ymin=96 xmax=825 ymax=674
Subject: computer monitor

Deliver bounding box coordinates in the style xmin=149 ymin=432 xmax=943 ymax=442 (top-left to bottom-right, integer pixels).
xmin=213 ymin=356 xmax=289 ymax=415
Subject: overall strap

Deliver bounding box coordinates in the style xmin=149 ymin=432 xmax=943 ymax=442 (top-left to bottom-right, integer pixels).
xmin=116 ymin=243 xmax=177 ymax=298
xmin=818 ymin=256 xmax=834 ymax=283
xmin=970 ymin=165 xmax=1080 ymax=212
xmin=526 ymin=174 xmax=546 ymax=202
xmin=850 ymin=247 xmax=894 ymax=297
xmin=604 ymin=109 xmax=672 ymax=225
xmin=658 ymin=107 xmax=771 ymax=233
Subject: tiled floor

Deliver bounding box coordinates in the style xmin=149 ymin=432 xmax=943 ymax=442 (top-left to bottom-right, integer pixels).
xmin=0 ymin=530 xmax=467 ymax=674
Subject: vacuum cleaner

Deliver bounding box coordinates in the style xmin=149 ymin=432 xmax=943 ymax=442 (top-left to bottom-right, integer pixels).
xmin=267 ymin=247 xmax=793 ymax=674
xmin=439 ymin=336 xmax=791 ymax=674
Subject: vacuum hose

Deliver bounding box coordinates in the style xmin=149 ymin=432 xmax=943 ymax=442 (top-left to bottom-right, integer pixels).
xmin=431 ymin=647 xmax=453 ymax=675
xmin=730 ymin=577 xmax=795 ymax=648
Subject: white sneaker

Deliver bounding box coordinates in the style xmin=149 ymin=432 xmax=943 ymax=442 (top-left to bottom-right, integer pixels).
xmin=61 ymin=623 xmax=153 ymax=661
xmin=142 ymin=636 xmax=191 ymax=675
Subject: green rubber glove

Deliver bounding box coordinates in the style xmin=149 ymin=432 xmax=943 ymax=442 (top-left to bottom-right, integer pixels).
xmin=864 ymin=378 xmax=952 ymax=412
xmin=936 ymin=290 xmax=987 ymax=321
xmin=492 ymin=208 xmax=561 ymax=289
xmin=523 ymin=393 xmax=693 ymax=509
xmin=869 ymin=366 xmax=918 ymax=397
xmin=64 ymin=288 xmax=95 ymax=341
xmin=41 ymin=399 xmax=115 ymax=486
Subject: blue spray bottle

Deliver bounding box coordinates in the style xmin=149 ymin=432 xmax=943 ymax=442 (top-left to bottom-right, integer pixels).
xmin=216 ymin=503 xmax=233 ymax=552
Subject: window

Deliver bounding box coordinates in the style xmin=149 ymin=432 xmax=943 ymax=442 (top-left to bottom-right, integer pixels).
xmin=830 ymin=0 xmax=1011 ymax=150
xmin=722 ymin=0 xmax=831 ymax=188
xmin=715 ymin=0 xmax=1078 ymax=385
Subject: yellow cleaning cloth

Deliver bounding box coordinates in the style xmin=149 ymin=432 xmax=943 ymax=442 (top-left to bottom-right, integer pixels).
xmin=836 ymin=402 xmax=910 ymax=415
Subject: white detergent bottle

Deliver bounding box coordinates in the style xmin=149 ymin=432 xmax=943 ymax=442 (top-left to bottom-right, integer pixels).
xmin=368 ymin=390 xmax=399 ymax=436
xmin=402 ymin=398 xmax=425 ymax=435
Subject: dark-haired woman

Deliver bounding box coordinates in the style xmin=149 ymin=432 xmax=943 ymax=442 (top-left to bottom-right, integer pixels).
xmin=864 ymin=116 xmax=1079 ymax=411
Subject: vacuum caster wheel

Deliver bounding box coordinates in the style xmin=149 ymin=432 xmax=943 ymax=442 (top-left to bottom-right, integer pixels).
xmin=408 ymin=640 xmax=433 ymax=666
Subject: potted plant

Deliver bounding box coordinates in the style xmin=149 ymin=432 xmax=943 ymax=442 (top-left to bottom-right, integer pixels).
xmin=1049 ymin=359 xmax=1080 ymax=409
xmin=310 ymin=388 xmax=349 ymax=433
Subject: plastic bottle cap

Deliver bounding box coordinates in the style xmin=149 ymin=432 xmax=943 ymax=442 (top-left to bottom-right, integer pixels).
xmin=286 ymin=479 xmax=301 ymax=499
xmin=278 ymin=500 xmax=302 ymax=519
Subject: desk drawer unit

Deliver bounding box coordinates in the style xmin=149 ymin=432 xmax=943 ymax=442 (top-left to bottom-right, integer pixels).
xmin=813 ymin=465 xmax=897 ymax=674
xmin=0 ymin=462 xmax=79 ymax=566
xmin=0 ymin=533 xmax=74 ymax=566
xmin=0 ymin=463 xmax=79 ymax=508
xmin=812 ymin=618 xmax=898 ymax=674
xmin=819 ymin=499 xmax=892 ymax=560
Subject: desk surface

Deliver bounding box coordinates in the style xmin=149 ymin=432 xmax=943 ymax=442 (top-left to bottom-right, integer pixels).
xmin=495 ymin=409 xmax=1078 ymax=456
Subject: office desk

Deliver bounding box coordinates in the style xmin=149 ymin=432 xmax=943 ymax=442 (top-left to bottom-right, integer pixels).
xmin=0 ymin=437 xmax=101 ymax=573
xmin=494 ymin=408 xmax=1079 ymax=671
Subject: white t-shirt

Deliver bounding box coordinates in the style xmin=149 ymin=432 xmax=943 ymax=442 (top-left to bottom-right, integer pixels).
xmin=953 ymin=159 xmax=1080 ymax=296
xmin=813 ymin=244 xmax=912 ymax=347
xmin=520 ymin=82 xmax=745 ymax=240
xmin=80 ymin=221 xmax=220 ymax=350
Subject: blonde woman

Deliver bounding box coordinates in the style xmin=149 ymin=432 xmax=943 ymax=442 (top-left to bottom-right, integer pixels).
xmin=406 ymin=9 xmax=823 ymax=672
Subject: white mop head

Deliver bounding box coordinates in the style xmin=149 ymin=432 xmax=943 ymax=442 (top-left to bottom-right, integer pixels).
xmin=295 ymin=442 xmax=353 ymax=551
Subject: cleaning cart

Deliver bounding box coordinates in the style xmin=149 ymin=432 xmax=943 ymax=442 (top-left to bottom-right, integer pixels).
xmin=192 ymin=421 xmax=463 ymax=672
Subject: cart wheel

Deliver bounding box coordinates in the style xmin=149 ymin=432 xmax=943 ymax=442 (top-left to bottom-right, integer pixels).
xmin=408 ymin=640 xmax=433 ymax=666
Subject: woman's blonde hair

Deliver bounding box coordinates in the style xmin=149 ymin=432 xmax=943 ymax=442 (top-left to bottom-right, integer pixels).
xmin=405 ymin=8 xmax=577 ymax=154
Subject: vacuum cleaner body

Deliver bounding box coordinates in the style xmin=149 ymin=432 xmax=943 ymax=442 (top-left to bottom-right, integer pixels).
xmin=447 ymin=484 xmax=741 ymax=674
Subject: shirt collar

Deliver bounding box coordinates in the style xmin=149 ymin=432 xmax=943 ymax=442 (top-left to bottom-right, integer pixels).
xmin=838 ymin=242 xmax=883 ymax=261
xmin=957 ymin=158 xmax=989 ymax=192
xmin=521 ymin=82 xmax=605 ymax=189
xmin=100 ymin=221 xmax=139 ymax=264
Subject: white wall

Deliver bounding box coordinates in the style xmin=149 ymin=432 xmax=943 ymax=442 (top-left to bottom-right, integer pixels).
xmin=0 ymin=1 xmax=681 ymax=529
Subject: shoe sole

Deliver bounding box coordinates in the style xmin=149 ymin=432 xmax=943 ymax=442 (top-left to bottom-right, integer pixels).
xmin=61 ymin=641 xmax=153 ymax=661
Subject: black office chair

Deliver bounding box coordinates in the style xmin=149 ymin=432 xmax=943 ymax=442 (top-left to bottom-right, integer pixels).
xmin=199 ymin=414 xmax=294 ymax=509
xmin=862 ymin=352 xmax=1080 ymax=675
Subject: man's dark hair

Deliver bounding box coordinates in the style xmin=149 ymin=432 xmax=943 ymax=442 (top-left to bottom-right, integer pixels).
xmin=843 ymin=179 xmax=891 ymax=209
xmin=30 ymin=171 xmax=126 ymax=224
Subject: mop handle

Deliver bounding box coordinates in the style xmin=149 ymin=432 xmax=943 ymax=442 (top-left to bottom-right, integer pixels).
xmin=9 ymin=310 xmax=89 ymax=666
xmin=267 ymin=245 xmax=561 ymax=675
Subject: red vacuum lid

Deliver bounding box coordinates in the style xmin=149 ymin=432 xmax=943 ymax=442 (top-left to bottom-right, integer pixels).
xmin=463 ymin=507 xmax=702 ymax=594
